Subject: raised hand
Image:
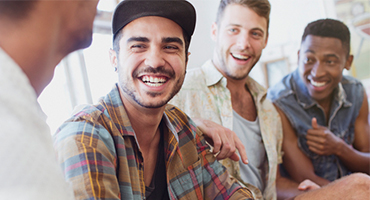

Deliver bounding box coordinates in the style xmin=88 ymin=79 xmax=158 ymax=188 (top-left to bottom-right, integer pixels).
xmin=306 ymin=118 xmax=344 ymax=156
xmin=192 ymin=118 xmax=248 ymax=164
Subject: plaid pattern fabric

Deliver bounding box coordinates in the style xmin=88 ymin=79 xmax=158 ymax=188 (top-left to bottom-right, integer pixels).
xmin=170 ymin=60 xmax=283 ymax=200
xmin=54 ymin=84 xmax=253 ymax=200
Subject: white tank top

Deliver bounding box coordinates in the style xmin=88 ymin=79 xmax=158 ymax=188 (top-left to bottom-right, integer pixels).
xmin=233 ymin=110 xmax=267 ymax=192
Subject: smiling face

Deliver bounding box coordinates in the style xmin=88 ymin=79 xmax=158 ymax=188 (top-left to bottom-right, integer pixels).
xmin=298 ymin=35 xmax=353 ymax=105
xmin=211 ymin=4 xmax=268 ymax=80
xmin=110 ymin=16 xmax=187 ymax=109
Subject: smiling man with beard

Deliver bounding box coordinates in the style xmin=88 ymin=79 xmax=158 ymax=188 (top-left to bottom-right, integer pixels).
xmin=53 ymin=0 xmax=254 ymax=199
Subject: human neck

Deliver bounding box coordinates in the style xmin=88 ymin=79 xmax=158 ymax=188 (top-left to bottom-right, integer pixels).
xmin=0 ymin=14 xmax=67 ymax=96
xmin=119 ymin=90 xmax=165 ymax=150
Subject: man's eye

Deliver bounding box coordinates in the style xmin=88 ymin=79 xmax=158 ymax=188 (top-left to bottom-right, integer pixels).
xmin=326 ymin=60 xmax=335 ymax=65
xmin=131 ymin=44 xmax=144 ymax=48
xmin=164 ymin=45 xmax=178 ymax=49
xmin=252 ymin=32 xmax=262 ymax=37
xmin=304 ymin=58 xmax=314 ymax=64
xmin=228 ymin=28 xmax=238 ymax=34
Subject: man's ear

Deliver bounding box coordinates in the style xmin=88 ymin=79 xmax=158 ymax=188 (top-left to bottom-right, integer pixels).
xmin=211 ymin=22 xmax=218 ymax=42
xmin=109 ymin=49 xmax=118 ymax=71
xmin=344 ymin=55 xmax=354 ymax=71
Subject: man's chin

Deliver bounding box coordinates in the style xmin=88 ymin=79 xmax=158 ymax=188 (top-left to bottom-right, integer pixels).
xmin=136 ymin=100 xmax=168 ymax=109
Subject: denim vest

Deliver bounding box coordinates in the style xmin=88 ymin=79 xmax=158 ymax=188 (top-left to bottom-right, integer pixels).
xmin=267 ymin=69 xmax=364 ymax=181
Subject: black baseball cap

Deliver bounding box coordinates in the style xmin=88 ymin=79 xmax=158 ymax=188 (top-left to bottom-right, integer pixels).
xmin=112 ymin=0 xmax=196 ymax=42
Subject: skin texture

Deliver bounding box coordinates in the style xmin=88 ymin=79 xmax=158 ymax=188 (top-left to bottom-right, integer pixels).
xmin=0 ymin=0 xmax=99 ymax=96
xmin=109 ymin=16 xmax=188 ymax=186
xmin=211 ymin=4 xmax=268 ymax=81
xmin=279 ymin=35 xmax=370 ymax=187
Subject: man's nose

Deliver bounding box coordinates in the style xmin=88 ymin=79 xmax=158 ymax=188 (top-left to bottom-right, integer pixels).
xmin=144 ymin=48 xmax=165 ymax=68
xmin=310 ymin=62 xmax=325 ymax=77
xmin=237 ymin=34 xmax=251 ymax=49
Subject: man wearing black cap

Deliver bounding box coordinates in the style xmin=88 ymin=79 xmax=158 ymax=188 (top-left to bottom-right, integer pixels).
xmin=54 ymin=0 xmax=254 ymax=199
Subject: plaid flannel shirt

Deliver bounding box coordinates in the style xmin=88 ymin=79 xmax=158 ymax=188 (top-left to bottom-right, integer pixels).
xmin=54 ymin=84 xmax=253 ymax=200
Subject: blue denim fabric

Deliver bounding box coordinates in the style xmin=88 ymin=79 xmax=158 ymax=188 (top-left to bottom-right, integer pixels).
xmin=267 ymin=69 xmax=364 ymax=181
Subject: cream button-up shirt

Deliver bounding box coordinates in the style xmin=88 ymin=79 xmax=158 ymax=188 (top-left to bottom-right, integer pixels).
xmin=170 ymin=60 xmax=283 ymax=200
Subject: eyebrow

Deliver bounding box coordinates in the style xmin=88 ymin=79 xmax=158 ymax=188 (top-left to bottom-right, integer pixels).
xmin=127 ymin=37 xmax=149 ymax=43
xmin=162 ymin=37 xmax=183 ymax=46
xmin=126 ymin=36 xmax=183 ymax=46
xmin=228 ymin=24 xmax=265 ymax=34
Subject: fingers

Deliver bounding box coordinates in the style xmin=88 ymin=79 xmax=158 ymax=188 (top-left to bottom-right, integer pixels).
xmin=298 ymin=179 xmax=320 ymax=191
xmin=311 ymin=117 xmax=318 ymax=129
xmin=307 ymin=141 xmax=324 ymax=155
xmin=228 ymin=152 xmax=240 ymax=162
xmin=215 ymin=129 xmax=235 ymax=160
xmin=234 ymin=136 xmax=248 ymax=164
xmin=306 ymin=133 xmax=324 ymax=144
xmin=210 ymin=130 xmax=222 ymax=154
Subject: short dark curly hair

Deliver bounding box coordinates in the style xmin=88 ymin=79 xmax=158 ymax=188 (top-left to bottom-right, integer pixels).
xmin=302 ymin=18 xmax=351 ymax=57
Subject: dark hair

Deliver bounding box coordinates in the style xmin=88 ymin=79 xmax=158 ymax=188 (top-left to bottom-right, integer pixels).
xmin=216 ymin=0 xmax=271 ymax=32
xmin=112 ymin=28 xmax=190 ymax=62
xmin=302 ymin=18 xmax=351 ymax=57
xmin=0 ymin=1 xmax=37 ymax=20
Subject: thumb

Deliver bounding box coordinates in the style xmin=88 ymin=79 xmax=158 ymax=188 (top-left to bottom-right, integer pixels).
xmin=311 ymin=118 xmax=319 ymax=129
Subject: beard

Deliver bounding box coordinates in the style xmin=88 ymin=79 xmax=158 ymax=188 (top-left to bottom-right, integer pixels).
xmin=119 ymin=65 xmax=185 ymax=109
xmin=215 ymin=46 xmax=260 ymax=80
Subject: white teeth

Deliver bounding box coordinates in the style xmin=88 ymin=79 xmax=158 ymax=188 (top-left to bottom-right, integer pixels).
xmin=141 ymin=76 xmax=167 ymax=87
xmin=232 ymin=53 xmax=249 ymax=60
xmin=311 ymin=80 xmax=326 ymax=87
xmin=145 ymin=82 xmax=163 ymax=87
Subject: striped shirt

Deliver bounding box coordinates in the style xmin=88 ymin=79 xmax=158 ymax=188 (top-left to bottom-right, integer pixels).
xmin=54 ymin=84 xmax=253 ymax=200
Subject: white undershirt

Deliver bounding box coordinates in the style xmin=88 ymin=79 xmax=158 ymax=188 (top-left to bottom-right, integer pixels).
xmin=233 ymin=110 xmax=267 ymax=192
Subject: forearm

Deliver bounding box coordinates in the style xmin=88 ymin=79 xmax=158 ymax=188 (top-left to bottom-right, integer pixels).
xmin=276 ymin=177 xmax=302 ymax=200
xmin=336 ymin=142 xmax=370 ymax=174
xmin=283 ymin=158 xmax=330 ymax=187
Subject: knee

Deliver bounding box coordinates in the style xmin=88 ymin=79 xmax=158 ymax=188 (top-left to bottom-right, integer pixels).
xmin=345 ymin=173 xmax=370 ymax=191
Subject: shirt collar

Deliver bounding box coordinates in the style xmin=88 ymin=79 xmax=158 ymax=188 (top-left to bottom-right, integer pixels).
xmin=201 ymin=60 xmax=226 ymax=87
xmin=292 ymin=69 xmax=351 ymax=109
xmin=201 ymin=59 xmax=267 ymax=104
xmin=108 ymin=84 xmax=179 ymax=142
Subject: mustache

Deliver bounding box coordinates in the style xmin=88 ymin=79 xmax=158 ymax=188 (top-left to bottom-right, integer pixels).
xmin=133 ymin=66 xmax=175 ymax=78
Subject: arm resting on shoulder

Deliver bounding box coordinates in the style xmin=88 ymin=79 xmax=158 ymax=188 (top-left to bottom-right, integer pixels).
xmin=275 ymin=105 xmax=330 ymax=186
xmin=192 ymin=117 xmax=248 ymax=164
xmin=193 ymin=127 xmax=254 ymax=200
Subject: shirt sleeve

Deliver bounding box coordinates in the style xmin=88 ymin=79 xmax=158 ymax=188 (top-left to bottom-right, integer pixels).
xmin=193 ymin=126 xmax=254 ymax=200
xmin=54 ymin=119 xmax=120 ymax=200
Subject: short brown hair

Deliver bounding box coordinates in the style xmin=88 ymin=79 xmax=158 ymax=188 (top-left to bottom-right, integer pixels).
xmin=0 ymin=1 xmax=38 ymax=20
xmin=215 ymin=0 xmax=271 ymax=33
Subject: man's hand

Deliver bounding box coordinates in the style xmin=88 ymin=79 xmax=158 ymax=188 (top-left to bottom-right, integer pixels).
xmin=306 ymin=118 xmax=344 ymax=156
xmin=192 ymin=118 xmax=248 ymax=164
xmin=297 ymin=179 xmax=321 ymax=191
